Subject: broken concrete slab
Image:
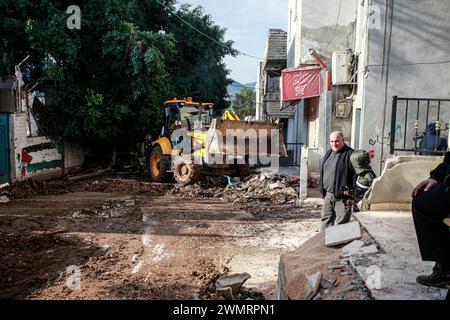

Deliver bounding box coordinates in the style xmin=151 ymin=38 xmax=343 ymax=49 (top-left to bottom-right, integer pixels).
xmin=341 ymin=240 xmax=365 ymax=257
xmin=365 ymin=156 xmax=441 ymax=211
xmin=216 ymin=273 xmax=251 ymax=295
xmin=307 ymin=271 xmax=322 ymax=294
xmin=358 ymin=244 xmax=379 ymax=255
xmin=216 ymin=286 xmax=234 ymax=300
xmin=325 ymin=221 xmax=361 ymax=246
xmin=303 ymin=281 xmax=316 ymax=300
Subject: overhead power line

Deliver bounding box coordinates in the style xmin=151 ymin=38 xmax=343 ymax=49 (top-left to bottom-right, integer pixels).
xmin=155 ymin=0 xmax=263 ymax=60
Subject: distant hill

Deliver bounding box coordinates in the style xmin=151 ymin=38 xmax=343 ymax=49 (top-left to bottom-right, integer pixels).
xmin=227 ymin=81 xmax=256 ymax=101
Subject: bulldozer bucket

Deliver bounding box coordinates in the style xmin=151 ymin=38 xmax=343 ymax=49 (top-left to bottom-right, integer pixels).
xmin=205 ymin=119 xmax=287 ymax=158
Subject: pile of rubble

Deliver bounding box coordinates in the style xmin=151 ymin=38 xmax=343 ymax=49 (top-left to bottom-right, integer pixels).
xmin=170 ymin=171 xmax=300 ymax=204
xmin=1 ymin=179 xmax=71 ymax=200
xmin=224 ymin=171 xmax=300 ymax=205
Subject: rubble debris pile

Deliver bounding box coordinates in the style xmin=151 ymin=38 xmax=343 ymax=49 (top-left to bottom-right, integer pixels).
xmin=278 ymin=228 xmax=376 ymax=300
xmin=168 ymin=172 xmax=302 ymax=216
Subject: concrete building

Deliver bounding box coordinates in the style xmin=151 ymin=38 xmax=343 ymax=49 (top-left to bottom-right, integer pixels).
xmin=256 ymin=29 xmax=302 ymax=168
xmin=353 ymin=0 xmax=450 ymax=174
xmin=284 ymin=0 xmax=450 ymax=195
xmin=286 ymin=0 xmax=358 ymax=197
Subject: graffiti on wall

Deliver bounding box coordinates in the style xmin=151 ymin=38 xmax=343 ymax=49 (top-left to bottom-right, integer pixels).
xmin=394 ymin=123 xmax=403 ymax=145
xmin=17 ymin=150 xmax=33 ymax=177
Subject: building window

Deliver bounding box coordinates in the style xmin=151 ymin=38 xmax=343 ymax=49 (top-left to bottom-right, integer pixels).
xmin=266 ymin=75 xmax=280 ymax=93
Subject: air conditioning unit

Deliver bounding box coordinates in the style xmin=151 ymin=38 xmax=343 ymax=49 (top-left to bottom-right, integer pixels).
xmin=331 ymin=51 xmax=352 ymax=85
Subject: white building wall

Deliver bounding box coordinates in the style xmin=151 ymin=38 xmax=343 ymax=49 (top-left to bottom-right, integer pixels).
xmin=356 ymin=0 xmax=450 ymax=174
xmin=12 ymin=112 xmax=63 ymax=181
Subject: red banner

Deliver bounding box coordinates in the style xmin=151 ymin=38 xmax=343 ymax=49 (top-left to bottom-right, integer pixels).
xmin=281 ymin=66 xmax=321 ymax=101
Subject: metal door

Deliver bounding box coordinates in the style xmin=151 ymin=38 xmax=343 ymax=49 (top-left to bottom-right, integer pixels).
xmin=0 ymin=114 xmax=10 ymax=184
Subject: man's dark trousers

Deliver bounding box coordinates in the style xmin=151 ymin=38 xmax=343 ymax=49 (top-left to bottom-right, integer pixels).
xmin=321 ymin=192 xmax=352 ymax=230
xmin=412 ymin=183 xmax=450 ymax=267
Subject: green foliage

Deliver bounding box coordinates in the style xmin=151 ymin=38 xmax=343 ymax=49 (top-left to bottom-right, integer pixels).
xmin=0 ymin=0 xmax=235 ymax=147
xmin=232 ymin=88 xmax=256 ymax=118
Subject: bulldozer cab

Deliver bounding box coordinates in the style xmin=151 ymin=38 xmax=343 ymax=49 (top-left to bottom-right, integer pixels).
xmin=162 ymin=98 xmax=213 ymax=137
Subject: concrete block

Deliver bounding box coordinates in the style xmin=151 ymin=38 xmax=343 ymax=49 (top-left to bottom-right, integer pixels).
xmin=324 ymin=221 xmax=361 ymax=246
xmin=342 ymin=240 xmax=365 ymax=257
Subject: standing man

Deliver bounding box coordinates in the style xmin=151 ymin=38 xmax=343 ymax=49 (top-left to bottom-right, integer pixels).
xmin=411 ymin=153 xmax=450 ymax=288
xmin=319 ymin=131 xmax=356 ymax=230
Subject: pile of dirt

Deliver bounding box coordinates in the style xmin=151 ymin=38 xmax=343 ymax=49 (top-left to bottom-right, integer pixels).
xmin=84 ymin=178 xmax=174 ymax=196
xmin=4 ymin=179 xmax=71 ymax=199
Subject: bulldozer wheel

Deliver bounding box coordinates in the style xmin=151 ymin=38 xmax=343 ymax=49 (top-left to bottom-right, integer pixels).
xmin=149 ymin=145 xmax=170 ymax=182
xmin=173 ymin=157 xmax=201 ymax=185
xmin=236 ymin=164 xmax=250 ymax=179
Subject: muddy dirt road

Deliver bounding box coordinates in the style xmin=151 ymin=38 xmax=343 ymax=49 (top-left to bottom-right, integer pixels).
xmin=0 ymin=175 xmax=321 ymax=299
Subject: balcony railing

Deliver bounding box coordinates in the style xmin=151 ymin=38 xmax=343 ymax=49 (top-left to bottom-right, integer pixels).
xmin=263 ymin=92 xmax=280 ymax=101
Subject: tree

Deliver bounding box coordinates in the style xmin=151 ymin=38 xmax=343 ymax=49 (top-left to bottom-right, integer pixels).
xmin=168 ymin=4 xmax=237 ymax=115
xmin=232 ymin=88 xmax=256 ymax=118
xmin=0 ymin=0 xmax=236 ymax=149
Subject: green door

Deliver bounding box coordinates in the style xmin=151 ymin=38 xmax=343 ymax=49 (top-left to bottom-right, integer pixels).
xmin=0 ymin=114 xmax=10 ymax=184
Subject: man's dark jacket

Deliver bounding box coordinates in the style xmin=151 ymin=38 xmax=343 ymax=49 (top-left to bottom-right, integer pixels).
xmin=429 ymin=151 xmax=450 ymax=182
xmin=319 ymin=144 xmax=356 ymax=199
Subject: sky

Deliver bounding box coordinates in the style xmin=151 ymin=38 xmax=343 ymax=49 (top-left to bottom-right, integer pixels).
xmin=179 ymin=0 xmax=289 ymax=84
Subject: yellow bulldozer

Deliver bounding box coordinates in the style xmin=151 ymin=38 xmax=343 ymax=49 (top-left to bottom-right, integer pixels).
xmin=147 ymin=98 xmax=286 ymax=185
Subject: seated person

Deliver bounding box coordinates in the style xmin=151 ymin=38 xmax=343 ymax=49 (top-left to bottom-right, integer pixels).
xmin=419 ymin=122 xmax=448 ymax=155
xmin=411 ymin=152 xmax=450 ymax=288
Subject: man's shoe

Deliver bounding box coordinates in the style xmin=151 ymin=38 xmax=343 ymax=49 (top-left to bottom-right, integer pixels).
xmin=416 ymin=263 xmax=450 ymax=288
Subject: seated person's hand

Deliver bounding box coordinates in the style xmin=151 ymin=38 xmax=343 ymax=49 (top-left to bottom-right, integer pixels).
xmin=357 ymin=200 xmax=362 ymax=209
xmin=411 ymin=178 xmax=438 ymax=197
xmin=343 ymin=191 xmax=350 ymax=196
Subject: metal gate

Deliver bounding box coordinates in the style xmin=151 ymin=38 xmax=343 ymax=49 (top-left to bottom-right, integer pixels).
xmin=0 ymin=114 xmax=10 ymax=184
xmin=390 ymin=96 xmax=450 ymax=155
